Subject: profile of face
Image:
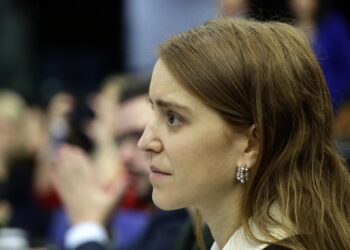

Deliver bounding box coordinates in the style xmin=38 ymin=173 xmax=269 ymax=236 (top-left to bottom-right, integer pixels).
xmin=138 ymin=60 xmax=256 ymax=210
xmin=288 ymin=0 xmax=318 ymax=19
xmin=117 ymin=96 xmax=153 ymax=201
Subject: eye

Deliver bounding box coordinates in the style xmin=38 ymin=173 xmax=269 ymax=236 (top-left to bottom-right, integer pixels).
xmin=166 ymin=111 xmax=182 ymax=126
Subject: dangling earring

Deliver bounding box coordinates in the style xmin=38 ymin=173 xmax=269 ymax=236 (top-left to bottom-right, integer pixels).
xmin=236 ymin=164 xmax=249 ymax=183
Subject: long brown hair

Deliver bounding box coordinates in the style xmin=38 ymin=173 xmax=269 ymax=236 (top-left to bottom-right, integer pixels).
xmin=158 ymin=18 xmax=350 ymax=249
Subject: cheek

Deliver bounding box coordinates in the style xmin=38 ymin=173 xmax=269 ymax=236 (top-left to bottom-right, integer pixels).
xmin=169 ymin=128 xmax=235 ymax=167
xmin=165 ymin=130 xmax=238 ymax=192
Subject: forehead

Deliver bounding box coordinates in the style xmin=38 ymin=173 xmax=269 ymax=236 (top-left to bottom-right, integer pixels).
xmin=150 ymin=60 xmax=200 ymax=109
xmin=150 ymin=59 xmax=239 ymax=140
xmin=118 ymin=95 xmax=151 ymax=132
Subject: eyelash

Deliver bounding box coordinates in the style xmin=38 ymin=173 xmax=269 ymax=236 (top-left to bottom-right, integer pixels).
xmin=149 ymin=102 xmax=184 ymax=128
xmin=166 ymin=110 xmax=183 ymax=127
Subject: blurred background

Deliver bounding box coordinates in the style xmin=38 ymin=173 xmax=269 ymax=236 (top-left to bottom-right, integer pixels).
xmin=0 ymin=0 xmax=349 ymax=249
xmin=1 ymin=0 xmax=349 ymax=103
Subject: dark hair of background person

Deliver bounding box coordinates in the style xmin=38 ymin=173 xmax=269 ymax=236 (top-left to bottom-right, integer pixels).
xmin=65 ymin=100 xmax=96 ymax=154
xmin=118 ymin=76 xmax=151 ymax=104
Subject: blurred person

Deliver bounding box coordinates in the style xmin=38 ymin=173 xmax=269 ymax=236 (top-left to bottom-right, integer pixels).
xmin=0 ymin=91 xmax=26 ymax=165
xmin=334 ymin=99 xmax=350 ymax=140
xmin=219 ymin=0 xmax=250 ymax=17
xmin=33 ymin=92 xmax=76 ymax=206
xmin=86 ymin=75 xmax=127 ymax=185
xmin=34 ymin=91 xmax=95 ymax=202
xmin=136 ymin=18 xmax=350 ymax=250
xmin=20 ymin=91 xmax=92 ymax=248
xmin=34 ymin=78 xmax=124 ymax=248
xmin=47 ymin=92 xmax=76 ymax=149
xmin=20 ymin=106 xmax=48 ymax=156
xmin=45 ymin=76 xmax=131 ymax=248
xmin=0 ymin=90 xmax=26 ymax=226
xmin=32 ymin=91 xmax=100 ymax=248
xmin=51 ymin=79 xmax=189 ymax=250
xmin=288 ymin=0 xmax=350 ymax=111
xmin=334 ymin=96 xmax=350 ymax=166
xmin=0 ymin=91 xmax=52 ymax=246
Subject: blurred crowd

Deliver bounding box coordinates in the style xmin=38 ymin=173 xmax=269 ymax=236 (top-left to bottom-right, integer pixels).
xmin=0 ymin=0 xmax=350 ymax=249
xmin=0 ymin=75 xmax=123 ymax=248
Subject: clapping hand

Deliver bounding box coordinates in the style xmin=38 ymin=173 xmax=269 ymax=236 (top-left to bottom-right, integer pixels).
xmin=51 ymin=144 xmax=128 ymax=225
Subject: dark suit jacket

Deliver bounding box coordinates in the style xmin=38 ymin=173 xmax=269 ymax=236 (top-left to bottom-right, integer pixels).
xmin=70 ymin=208 xmax=188 ymax=250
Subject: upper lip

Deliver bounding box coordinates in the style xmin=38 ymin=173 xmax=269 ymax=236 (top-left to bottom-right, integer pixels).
xmin=150 ymin=165 xmax=171 ymax=175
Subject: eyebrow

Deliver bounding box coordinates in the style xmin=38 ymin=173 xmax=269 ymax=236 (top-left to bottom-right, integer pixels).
xmin=149 ymin=98 xmax=192 ymax=115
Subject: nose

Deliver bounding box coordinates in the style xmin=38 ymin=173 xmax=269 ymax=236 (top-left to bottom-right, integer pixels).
xmin=137 ymin=120 xmax=163 ymax=153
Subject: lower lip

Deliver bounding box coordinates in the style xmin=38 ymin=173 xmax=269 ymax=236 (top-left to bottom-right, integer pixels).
xmin=149 ymin=172 xmax=171 ymax=182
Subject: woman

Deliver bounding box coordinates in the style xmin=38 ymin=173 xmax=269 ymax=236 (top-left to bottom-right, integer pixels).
xmin=138 ymin=18 xmax=350 ymax=249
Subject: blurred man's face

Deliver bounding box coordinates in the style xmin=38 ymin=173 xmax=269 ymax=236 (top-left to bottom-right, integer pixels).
xmin=220 ymin=0 xmax=248 ymax=16
xmin=117 ymin=95 xmax=152 ymax=200
xmin=288 ymin=0 xmax=317 ymax=19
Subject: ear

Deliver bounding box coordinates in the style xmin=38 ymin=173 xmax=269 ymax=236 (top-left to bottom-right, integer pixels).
xmin=241 ymin=125 xmax=259 ymax=170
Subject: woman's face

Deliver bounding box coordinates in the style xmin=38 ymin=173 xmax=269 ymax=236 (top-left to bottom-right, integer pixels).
xmin=138 ymin=60 xmax=250 ymax=210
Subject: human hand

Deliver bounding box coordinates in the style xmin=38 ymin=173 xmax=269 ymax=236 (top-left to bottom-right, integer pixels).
xmin=51 ymin=144 xmax=128 ymax=225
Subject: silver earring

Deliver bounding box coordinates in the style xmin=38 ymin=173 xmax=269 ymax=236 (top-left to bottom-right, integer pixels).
xmin=236 ymin=164 xmax=249 ymax=183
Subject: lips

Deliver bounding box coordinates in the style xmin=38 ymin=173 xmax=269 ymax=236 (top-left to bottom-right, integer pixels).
xmin=150 ymin=165 xmax=171 ymax=175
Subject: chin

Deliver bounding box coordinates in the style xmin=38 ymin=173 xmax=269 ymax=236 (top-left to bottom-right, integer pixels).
xmin=152 ymin=190 xmax=185 ymax=211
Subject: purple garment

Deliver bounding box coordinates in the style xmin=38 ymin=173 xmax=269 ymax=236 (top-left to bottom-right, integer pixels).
xmin=48 ymin=208 xmax=70 ymax=250
xmin=111 ymin=208 xmax=151 ymax=249
xmin=48 ymin=208 xmax=150 ymax=250
xmin=312 ymin=12 xmax=350 ymax=110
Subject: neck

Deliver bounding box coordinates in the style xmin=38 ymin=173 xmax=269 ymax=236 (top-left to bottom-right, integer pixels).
xmin=197 ymin=184 xmax=244 ymax=249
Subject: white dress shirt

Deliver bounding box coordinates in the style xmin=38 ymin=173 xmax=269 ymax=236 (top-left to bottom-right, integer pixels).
xmin=65 ymin=222 xmax=108 ymax=249
xmin=210 ymin=206 xmax=291 ymax=250
xmin=210 ymin=225 xmax=269 ymax=250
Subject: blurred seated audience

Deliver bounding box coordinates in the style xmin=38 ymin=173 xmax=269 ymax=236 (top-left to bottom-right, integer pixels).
xmin=288 ymin=0 xmax=350 ymax=111
xmin=219 ymin=0 xmax=250 ymax=17
xmin=0 ymin=90 xmax=52 ymax=247
xmin=85 ymin=75 xmax=127 ymax=186
xmin=334 ymin=96 xmax=350 ymax=167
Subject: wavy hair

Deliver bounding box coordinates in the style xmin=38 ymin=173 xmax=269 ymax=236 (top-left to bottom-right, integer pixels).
xmin=158 ymin=18 xmax=350 ymax=249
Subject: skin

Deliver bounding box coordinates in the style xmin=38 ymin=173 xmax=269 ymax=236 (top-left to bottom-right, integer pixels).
xmin=52 ymin=144 xmax=127 ymax=224
xmin=138 ymin=59 xmax=258 ymax=248
xmin=219 ymin=0 xmax=248 ymax=16
xmin=52 ymin=95 xmax=153 ymax=224
xmin=289 ymin=0 xmax=318 ymax=20
xmin=117 ymin=96 xmax=153 ymax=200
xmin=288 ymin=0 xmax=318 ymax=40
